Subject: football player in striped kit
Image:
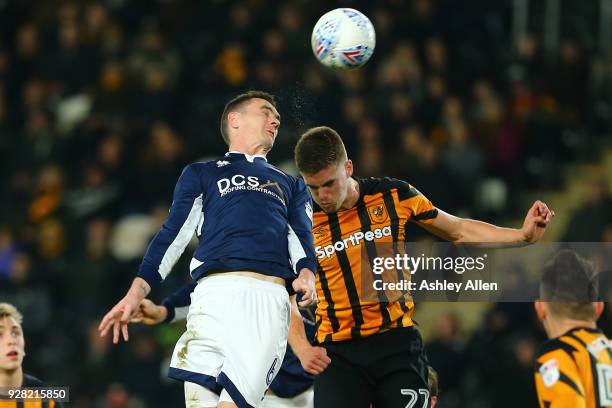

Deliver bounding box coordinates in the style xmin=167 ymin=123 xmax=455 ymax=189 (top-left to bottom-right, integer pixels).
xmin=291 ymin=126 xmax=554 ymax=408
xmin=0 ymin=303 xmax=63 ymax=408
xmin=534 ymin=250 xmax=611 ymax=408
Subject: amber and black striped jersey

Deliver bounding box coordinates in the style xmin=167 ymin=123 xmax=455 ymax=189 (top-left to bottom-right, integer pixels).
xmin=535 ymin=327 xmax=612 ymax=408
xmin=0 ymin=374 xmax=61 ymax=408
xmin=313 ymin=177 xmax=437 ymax=343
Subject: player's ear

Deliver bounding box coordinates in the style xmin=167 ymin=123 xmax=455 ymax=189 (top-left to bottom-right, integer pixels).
xmin=594 ymin=301 xmax=604 ymax=320
xmin=228 ymin=111 xmax=240 ymax=129
xmin=345 ymin=159 xmax=353 ymax=177
xmin=534 ymin=301 xmax=547 ymax=321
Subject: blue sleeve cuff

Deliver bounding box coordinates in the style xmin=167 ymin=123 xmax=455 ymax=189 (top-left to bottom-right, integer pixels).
xmin=137 ymin=266 xmax=163 ymax=289
xmin=296 ymin=258 xmax=317 ymax=275
xmin=161 ymin=299 xmax=175 ymax=323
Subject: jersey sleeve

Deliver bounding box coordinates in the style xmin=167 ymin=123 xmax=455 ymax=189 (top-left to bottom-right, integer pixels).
xmin=287 ymin=177 xmax=316 ymax=274
xmin=395 ymin=180 xmax=438 ymax=225
xmin=161 ymin=280 xmax=197 ymax=323
xmin=137 ymin=164 xmax=204 ymax=288
xmin=534 ymin=347 xmax=586 ymax=408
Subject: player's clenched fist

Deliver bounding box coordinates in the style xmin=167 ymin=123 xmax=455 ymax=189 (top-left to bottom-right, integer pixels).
xmin=129 ymin=298 xmax=168 ymax=325
xmin=296 ymin=345 xmax=331 ymax=375
xmin=293 ymin=268 xmax=317 ymax=306
xmin=521 ymin=200 xmax=555 ymax=243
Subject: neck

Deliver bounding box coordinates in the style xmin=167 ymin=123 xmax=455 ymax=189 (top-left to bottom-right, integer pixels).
xmin=546 ymin=318 xmax=596 ymax=339
xmin=340 ymin=178 xmax=360 ymax=210
xmin=0 ymin=367 xmax=23 ymax=388
xmin=228 ymin=141 xmax=269 ymax=157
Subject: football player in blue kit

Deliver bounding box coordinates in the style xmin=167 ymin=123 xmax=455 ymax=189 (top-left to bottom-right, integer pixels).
xmin=99 ymin=91 xmax=318 ymax=408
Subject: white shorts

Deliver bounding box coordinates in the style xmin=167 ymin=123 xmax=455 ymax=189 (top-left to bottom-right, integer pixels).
xmin=169 ymin=274 xmax=290 ymax=408
xmin=261 ymin=387 xmax=314 ymax=408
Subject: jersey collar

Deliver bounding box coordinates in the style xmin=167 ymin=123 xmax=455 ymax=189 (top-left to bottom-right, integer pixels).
xmin=226 ymin=151 xmax=268 ymax=163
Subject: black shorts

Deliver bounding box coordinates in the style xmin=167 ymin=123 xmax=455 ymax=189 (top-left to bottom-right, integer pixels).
xmin=314 ymin=326 xmax=430 ymax=408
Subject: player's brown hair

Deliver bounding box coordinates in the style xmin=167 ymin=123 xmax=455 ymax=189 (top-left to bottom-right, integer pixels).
xmin=540 ymin=250 xmax=599 ymax=321
xmin=0 ymin=303 xmax=23 ymax=325
xmin=220 ymin=90 xmax=277 ymax=145
xmin=294 ymin=126 xmax=348 ymax=174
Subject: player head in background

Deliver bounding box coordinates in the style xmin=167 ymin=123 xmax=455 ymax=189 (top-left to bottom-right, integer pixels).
xmin=428 ymin=365 xmax=439 ymax=407
xmin=0 ymin=303 xmax=25 ymax=387
xmin=294 ymin=126 xmax=355 ymax=213
xmin=220 ymin=90 xmax=280 ymax=156
xmin=535 ymin=249 xmax=603 ymax=339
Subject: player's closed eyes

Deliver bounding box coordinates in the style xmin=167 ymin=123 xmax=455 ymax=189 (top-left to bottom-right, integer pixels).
xmin=260 ymin=106 xmax=280 ymax=122
xmin=311 ymin=181 xmax=335 ymax=191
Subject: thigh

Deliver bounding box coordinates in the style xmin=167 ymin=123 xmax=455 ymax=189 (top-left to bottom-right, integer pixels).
xmin=184 ymin=381 xmax=219 ymax=408
xmin=261 ymin=387 xmax=314 ymax=408
xmin=314 ymin=351 xmax=372 ymax=408
xmin=369 ymin=328 xmax=430 ymax=408
xmin=219 ymin=279 xmax=291 ymax=408
xmin=373 ymin=369 xmax=430 ymax=408
xmin=293 ymin=386 xmax=314 ymax=408
xmin=168 ymin=311 xmax=224 ymax=389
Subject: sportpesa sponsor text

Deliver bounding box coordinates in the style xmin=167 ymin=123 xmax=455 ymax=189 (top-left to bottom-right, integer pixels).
xmin=316 ymin=226 xmax=392 ymax=259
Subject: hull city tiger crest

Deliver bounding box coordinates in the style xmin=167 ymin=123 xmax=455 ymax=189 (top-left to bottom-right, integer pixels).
xmin=368 ymin=204 xmax=388 ymax=223
xmin=314 ymin=225 xmax=330 ymax=240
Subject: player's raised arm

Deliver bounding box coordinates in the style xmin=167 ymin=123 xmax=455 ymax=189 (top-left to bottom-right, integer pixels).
xmin=136 ymin=164 xmax=204 ymax=287
xmin=99 ymin=164 xmax=203 ymax=343
xmin=416 ymin=197 xmax=555 ymax=244
xmin=287 ymin=177 xmax=318 ymax=306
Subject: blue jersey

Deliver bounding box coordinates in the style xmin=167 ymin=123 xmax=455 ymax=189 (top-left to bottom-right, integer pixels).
xmin=137 ymin=152 xmax=316 ymax=288
xmin=162 ymin=281 xmax=315 ymax=398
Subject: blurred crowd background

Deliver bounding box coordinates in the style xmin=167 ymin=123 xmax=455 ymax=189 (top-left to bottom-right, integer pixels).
xmin=1 ymin=0 xmax=612 ymax=407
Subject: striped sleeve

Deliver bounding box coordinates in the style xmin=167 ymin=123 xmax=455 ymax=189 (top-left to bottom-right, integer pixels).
xmin=287 ymin=177 xmax=316 ymax=274
xmin=395 ymin=181 xmax=438 ymax=224
xmin=137 ymin=164 xmax=204 ymax=287
xmin=534 ymin=347 xmax=586 ymax=408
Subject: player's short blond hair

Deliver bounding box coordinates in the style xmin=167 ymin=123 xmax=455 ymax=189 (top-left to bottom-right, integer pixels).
xmin=0 ymin=303 xmax=23 ymax=325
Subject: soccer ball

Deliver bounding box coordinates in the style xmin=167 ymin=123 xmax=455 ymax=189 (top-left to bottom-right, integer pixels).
xmin=311 ymin=8 xmax=376 ymax=70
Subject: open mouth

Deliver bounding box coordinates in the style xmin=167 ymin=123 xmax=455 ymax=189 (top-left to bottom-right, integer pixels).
xmin=6 ymin=351 xmax=18 ymax=358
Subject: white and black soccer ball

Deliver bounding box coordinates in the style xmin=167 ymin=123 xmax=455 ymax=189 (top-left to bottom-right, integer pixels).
xmin=311 ymin=8 xmax=376 ymax=70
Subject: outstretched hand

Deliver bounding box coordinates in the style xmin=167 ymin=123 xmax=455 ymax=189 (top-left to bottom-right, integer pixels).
xmin=98 ymin=277 xmax=150 ymax=344
xmin=521 ymin=200 xmax=555 ymax=243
